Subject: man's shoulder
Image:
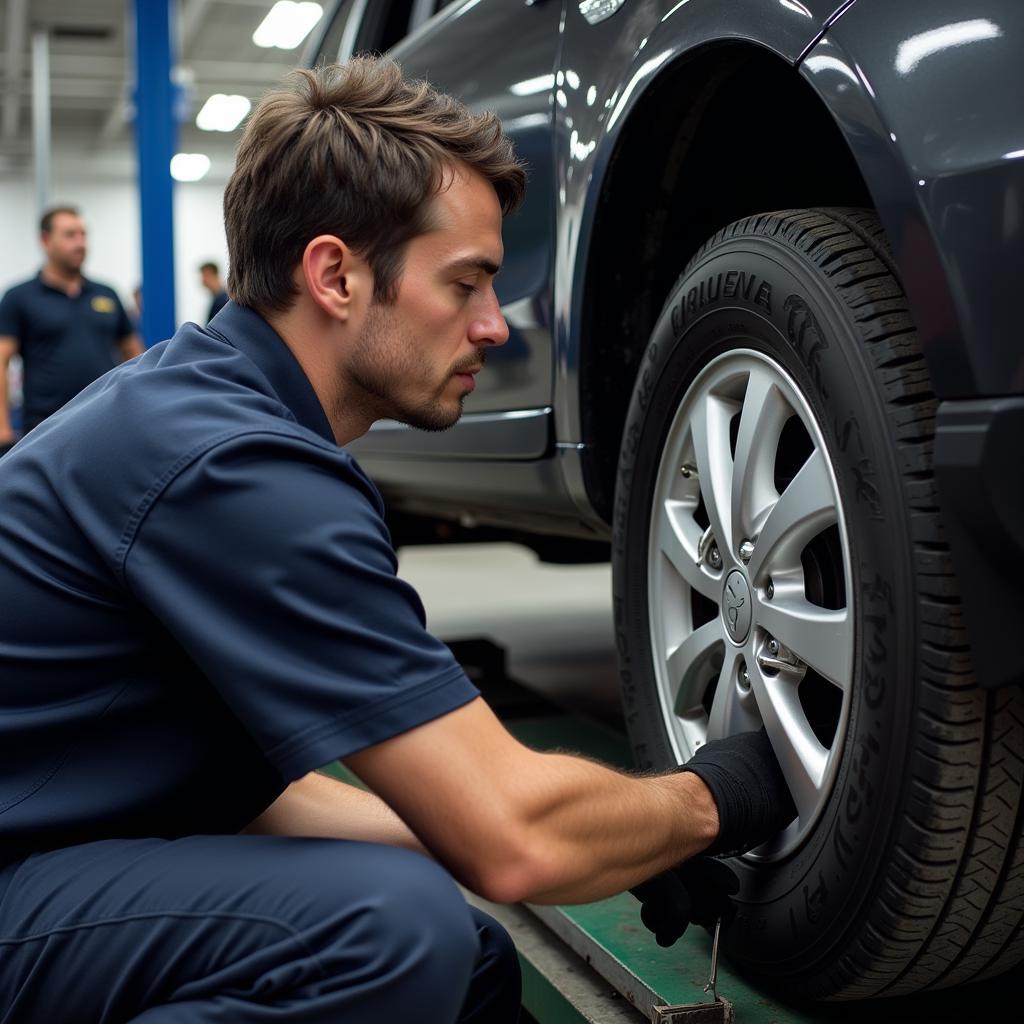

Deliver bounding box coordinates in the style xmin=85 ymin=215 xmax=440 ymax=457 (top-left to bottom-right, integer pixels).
xmin=81 ymin=278 xmax=122 ymax=300
xmin=0 ymin=276 xmax=40 ymax=303
xmin=10 ymin=324 xmax=352 ymax=568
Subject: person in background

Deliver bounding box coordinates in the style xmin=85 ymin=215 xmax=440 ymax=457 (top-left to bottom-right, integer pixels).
xmin=0 ymin=206 xmax=142 ymax=452
xmin=131 ymin=284 xmax=143 ymax=332
xmin=200 ymin=261 xmax=229 ymax=322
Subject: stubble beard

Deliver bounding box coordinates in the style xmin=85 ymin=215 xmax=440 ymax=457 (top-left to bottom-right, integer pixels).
xmin=346 ymin=302 xmax=472 ymax=433
xmin=52 ymin=252 xmax=85 ymax=277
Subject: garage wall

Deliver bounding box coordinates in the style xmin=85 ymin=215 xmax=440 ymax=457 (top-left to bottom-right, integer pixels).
xmin=0 ymin=174 xmax=229 ymax=332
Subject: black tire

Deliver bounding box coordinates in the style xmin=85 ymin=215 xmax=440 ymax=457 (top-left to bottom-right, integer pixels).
xmin=612 ymin=208 xmax=1024 ymax=1000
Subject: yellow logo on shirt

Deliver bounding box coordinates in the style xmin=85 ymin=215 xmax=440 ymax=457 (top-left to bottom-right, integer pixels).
xmin=91 ymin=296 xmax=115 ymax=314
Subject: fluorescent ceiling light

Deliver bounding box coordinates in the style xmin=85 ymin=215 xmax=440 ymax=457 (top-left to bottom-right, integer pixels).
xmin=196 ymin=94 xmax=251 ymax=132
xmin=253 ymin=2 xmax=323 ymax=50
xmin=171 ymin=153 xmax=211 ymax=182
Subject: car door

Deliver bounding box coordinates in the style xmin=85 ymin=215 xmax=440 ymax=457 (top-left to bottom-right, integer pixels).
xmin=319 ymin=0 xmax=564 ymax=459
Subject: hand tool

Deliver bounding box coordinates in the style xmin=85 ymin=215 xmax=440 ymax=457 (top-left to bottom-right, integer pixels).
xmin=650 ymin=918 xmax=734 ymax=1023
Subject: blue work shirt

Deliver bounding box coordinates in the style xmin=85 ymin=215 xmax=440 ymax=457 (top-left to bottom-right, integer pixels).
xmin=0 ymin=273 xmax=133 ymax=430
xmin=0 ymin=302 xmax=478 ymax=861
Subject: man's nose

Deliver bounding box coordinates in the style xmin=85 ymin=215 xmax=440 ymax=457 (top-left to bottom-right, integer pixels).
xmin=471 ymin=292 xmax=510 ymax=348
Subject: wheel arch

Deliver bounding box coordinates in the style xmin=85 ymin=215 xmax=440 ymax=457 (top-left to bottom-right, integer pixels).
xmin=575 ymin=44 xmax=873 ymax=525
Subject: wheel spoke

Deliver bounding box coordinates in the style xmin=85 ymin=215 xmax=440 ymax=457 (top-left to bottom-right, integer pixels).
xmin=706 ymin=647 xmax=762 ymax=743
xmin=751 ymin=668 xmax=829 ymax=820
xmin=757 ymin=597 xmax=852 ymax=690
xmin=666 ymin=619 xmax=724 ymax=715
xmin=731 ymin=368 xmax=787 ymax=546
xmin=746 ymin=448 xmax=837 ymax=584
xmin=655 ymin=500 xmax=719 ymax=601
xmin=690 ymin=393 xmax=734 ymax=563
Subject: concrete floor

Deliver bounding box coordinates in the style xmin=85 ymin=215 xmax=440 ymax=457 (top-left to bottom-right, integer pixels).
xmin=397 ymin=541 xmax=623 ymax=725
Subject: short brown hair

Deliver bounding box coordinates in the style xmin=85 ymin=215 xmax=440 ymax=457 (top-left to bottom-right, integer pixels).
xmin=224 ymin=57 xmax=526 ymax=313
xmin=40 ymin=206 xmax=80 ymax=235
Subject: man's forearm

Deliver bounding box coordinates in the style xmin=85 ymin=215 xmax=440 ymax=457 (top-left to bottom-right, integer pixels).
xmin=348 ymin=698 xmax=720 ymax=907
xmin=242 ymin=769 xmax=430 ymax=856
xmin=501 ymin=751 xmax=719 ymax=905
xmin=119 ymin=334 xmax=144 ymax=360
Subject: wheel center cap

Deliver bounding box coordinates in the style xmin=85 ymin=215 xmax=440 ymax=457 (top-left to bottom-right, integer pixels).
xmin=722 ymin=570 xmax=752 ymax=644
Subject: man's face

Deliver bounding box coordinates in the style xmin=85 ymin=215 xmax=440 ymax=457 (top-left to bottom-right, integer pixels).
xmin=42 ymin=213 xmax=87 ymax=273
xmin=344 ymin=165 xmax=509 ymax=432
xmin=201 ymin=268 xmax=218 ymax=293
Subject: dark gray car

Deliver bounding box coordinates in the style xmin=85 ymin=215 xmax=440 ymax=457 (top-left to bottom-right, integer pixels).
xmin=307 ymin=0 xmax=1024 ymax=1001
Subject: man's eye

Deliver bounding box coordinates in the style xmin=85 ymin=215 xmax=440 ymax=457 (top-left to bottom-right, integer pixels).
xmin=457 ymin=282 xmax=478 ymax=295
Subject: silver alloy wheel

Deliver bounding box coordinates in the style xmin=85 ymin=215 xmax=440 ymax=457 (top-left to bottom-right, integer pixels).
xmin=647 ymin=349 xmax=854 ymax=857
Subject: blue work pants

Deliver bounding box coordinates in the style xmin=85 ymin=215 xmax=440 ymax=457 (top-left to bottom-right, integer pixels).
xmin=0 ymin=835 xmax=521 ymax=1023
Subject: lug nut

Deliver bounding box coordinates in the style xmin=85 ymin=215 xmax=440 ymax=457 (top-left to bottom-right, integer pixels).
xmin=767 ymin=637 xmax=779 ymax=656
xmin=680 ymin=463 xmax=697 ymax=479
xmin=766 ymin=579 xmax=774 ymax=600
xmin=738 ymin=663 xmax=750 ymax=689
xmin=708 ymin=544 xmax=722 ymax=569
xmin=739 ymin=539 xmax=754 ymax=563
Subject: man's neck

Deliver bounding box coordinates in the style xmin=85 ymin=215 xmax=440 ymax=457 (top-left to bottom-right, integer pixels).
xmin=41 ymin=263 xmax=83 ymax=296
xmin=265 ymin=305 xmax=376 ymax=447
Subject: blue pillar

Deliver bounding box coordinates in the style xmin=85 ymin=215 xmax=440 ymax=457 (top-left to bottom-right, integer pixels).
xmin=134 ymin=0 xmax=176 ymax=346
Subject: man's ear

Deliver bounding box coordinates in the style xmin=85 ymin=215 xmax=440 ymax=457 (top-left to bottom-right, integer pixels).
xmin=300 ymin=235 xmax=372 ymax=322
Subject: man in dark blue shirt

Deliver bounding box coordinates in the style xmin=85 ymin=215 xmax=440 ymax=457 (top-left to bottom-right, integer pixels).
xmin=0 ymin=58 xmax=792 ymax=1023
xmin=0 ymin=206 xmax=142 ymax=451
xmin=200 ymin=260 xmax=230 ymax=322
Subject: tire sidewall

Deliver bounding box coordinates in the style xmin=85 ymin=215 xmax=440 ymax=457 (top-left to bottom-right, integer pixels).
xmin=612 ymin=232 xmax=918 ymax=981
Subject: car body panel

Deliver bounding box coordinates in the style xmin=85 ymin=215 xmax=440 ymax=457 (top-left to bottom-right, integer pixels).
xmin=811 ymin=0 xmax=1024 ymax=398
xmin=351 ymin=0 xmax=563 ymax=467
xmin=797 ymin=1 xmax=1024 ymax=687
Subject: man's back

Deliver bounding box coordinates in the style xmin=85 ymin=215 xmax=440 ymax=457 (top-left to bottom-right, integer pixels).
xmin=0 ymin=302 xmax=470 ymax=862
xmin=0 ymin=310 xmax=289 ymax=857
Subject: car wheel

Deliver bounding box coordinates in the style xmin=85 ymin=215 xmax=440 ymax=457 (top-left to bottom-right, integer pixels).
xmin=612 ymin=208 xmax=1024 ymax=999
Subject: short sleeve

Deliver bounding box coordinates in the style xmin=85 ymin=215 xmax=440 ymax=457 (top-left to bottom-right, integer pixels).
xmin=112 ymin=292 xmax=133 ymax=339
xmin=123 ymin=431 xmax=479 ymax=780
xmin=0 ymin=288 xmax=22 ymax=340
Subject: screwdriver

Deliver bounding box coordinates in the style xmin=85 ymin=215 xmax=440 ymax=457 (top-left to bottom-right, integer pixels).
xmin=703 ymin=917 xmax=722 ymax=1003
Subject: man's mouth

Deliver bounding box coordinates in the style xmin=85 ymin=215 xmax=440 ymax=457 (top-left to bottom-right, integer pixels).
xmin=453 ymin=366 xmax=482 ymax=391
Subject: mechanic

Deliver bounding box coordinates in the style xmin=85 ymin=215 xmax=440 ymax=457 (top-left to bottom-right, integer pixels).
xmin=199 ymin=260 xmax=229 ymax=323
xmin=0 ymin=206 xmax=142 ymax=453
xmin=0 ymin=58 xmax=794 ymax=1023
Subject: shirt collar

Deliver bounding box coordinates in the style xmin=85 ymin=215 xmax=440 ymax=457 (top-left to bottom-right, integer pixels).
xmin=36 ymin=271 xmax=94 ymax=296
xmin=207 ymin=301 xmax=335 ymax=445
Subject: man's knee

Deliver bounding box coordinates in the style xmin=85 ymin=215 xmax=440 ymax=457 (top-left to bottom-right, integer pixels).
xmin=299 ymin=842 xmax=479 ymax=1006
xmin=460 ymin=908 xmax=522 ymax=1024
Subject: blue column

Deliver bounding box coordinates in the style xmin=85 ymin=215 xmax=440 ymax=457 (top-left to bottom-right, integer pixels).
xmin=134 ymin=0 xmax=176 ymax=346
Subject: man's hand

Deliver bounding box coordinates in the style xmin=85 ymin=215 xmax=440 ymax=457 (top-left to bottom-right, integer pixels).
xmin=679 ymin=728 xmax=796 ymax=857
xmin=631 ymin=857 xmax=739 ymax=947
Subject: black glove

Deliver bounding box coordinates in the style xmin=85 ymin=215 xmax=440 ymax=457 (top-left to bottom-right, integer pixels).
xmin=680 ymin=727 xmax=796 ymax=857
xmin=631 ymin=857 xmax=739 ymax=947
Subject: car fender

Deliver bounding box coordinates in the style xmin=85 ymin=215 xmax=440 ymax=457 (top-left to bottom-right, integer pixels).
xmin=801 ymin=0 xmax=1024 ymax=398
xmin=554 ymin=0 xmax=855 ymax=514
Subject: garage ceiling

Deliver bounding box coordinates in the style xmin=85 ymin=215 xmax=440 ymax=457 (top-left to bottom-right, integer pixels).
xmin=0 ymin=0 xmax=307 ymax=175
